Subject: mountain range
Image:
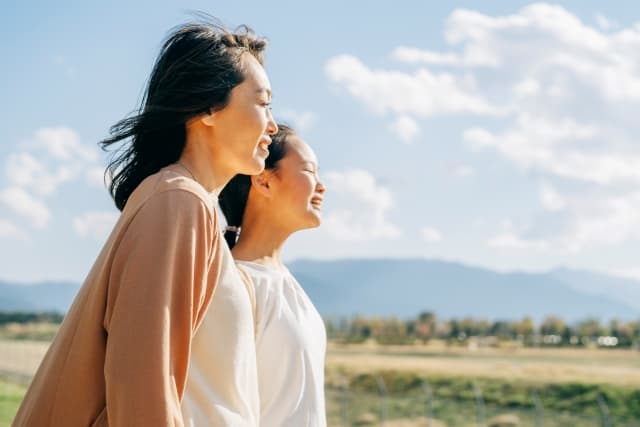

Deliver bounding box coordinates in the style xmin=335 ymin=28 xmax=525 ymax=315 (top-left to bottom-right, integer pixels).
xmin=2 ymin=259 xmax=638 ymax=322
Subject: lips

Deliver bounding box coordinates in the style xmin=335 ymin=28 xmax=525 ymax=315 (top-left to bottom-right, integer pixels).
xmin=257 ymin=135 xmax=272 ymax=155
xmin=310 ymin=196 xmax=323 ymax=209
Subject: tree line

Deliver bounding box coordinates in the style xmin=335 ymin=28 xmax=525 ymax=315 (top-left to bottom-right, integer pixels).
xmin=2 ymin=310 xmax=639 ymax=348
xmin=0 ymin=311 xmax=64 ymax=325
xmin=325 ymin=312 xmax=640 ymax=348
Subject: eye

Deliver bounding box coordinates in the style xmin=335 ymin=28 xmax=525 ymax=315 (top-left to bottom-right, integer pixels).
xmin=261 ymin=101 xmax=272 ymax=110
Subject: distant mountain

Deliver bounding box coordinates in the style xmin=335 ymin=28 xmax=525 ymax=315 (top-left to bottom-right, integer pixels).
xmin=289 ymin=259 xmax=639 ymax=322
xmin=549 ymin=267 xmax=640 ymax=311
xmin=2 ymin=259 xmax=639 ymax=322
xmin=0 ymin=281 xmax=81 ymax=313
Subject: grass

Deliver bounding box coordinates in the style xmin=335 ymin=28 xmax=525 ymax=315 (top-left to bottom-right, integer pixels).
xmin=0 ymin=380 xmax=25 ymax=427
xmin=2 ymin=338 xmax=640 ymax=425
xmin=0 ymin=340 xmax=50 ymax=381
xmin=325 ymin=341 xmax=640 ymax=424
xmin=0 ymin=322 xmax=59 ymax=341
xmin=326 ymin=340 xmax=640 ymax=387
xmin=324 ymin=388 xmax=616 ymax=427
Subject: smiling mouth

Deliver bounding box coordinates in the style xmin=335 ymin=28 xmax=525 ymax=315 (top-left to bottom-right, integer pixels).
xmin=258 ymin=141 xmax=270 ymax=154
xmin=311 ymin=197 xmax=323 ymax=209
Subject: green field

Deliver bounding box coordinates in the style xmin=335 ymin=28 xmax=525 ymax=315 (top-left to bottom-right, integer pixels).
xmin=324 ymin=342 xmax=640 ymax=426
xmin=0 ymin=380 xmax=25 ymax=427
xmin=2 ymin=339 xmax=640 ymax=426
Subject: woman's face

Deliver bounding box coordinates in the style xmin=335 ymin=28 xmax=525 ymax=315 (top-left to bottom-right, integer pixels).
xmin=209 ymin=53 xmax=278 ymax=176
xmin=269 ymin=136 xmax=325 ymax=232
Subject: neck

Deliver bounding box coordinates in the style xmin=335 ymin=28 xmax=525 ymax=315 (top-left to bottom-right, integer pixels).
xmin=179 ymin=125 xmax=235 ymax=195
xmin=231 ymin=202 xmax=292 ymax=269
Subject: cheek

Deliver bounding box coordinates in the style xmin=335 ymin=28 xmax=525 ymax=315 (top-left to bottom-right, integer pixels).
xmin=281 ymin=180 xmax=308 ymax=205
xmin=296 ymin=178 xmax=316 ymax=202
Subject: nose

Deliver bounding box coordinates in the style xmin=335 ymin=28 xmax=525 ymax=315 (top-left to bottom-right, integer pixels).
xmin=266 ymin=109 xmax=278 ymax=136
xmin=316 ymin=179 xmax=326 ymax=194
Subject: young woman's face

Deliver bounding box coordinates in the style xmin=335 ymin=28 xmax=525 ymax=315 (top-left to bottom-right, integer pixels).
xmin=269 ymin=136 xmax=325 ymax=232
xmin=210 ymin=53 xmax=278 ymax=176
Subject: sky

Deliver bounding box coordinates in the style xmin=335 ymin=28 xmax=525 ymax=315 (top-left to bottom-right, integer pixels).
xmin=2 ymin=1 xmax=640 ymax=283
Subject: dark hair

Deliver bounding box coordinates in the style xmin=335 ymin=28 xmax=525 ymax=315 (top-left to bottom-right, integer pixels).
xmin=219 ymin=123 xmax=295 ymax=248
xmin=100 ymin=19 xmax=268 ymax=211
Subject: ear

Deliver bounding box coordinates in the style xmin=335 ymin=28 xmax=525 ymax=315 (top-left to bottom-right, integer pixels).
xmin=251 ymin=172 xmax=272 ymax=198
xmin=200 ymin=110 xmax=217 ymax=127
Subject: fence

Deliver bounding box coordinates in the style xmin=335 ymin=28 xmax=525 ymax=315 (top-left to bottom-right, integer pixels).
xmin=325 ymin=375 xmax=640 ymax=427
xmin=1 ymin=340 xmax=639 ymax=427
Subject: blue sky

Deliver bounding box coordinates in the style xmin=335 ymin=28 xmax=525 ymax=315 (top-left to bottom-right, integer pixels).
xmin=2 ymin=1 xmax=640 ymax=283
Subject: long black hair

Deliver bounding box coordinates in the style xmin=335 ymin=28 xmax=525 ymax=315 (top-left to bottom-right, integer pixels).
xmin=219 ymin=124 xmax=295 ymax=248
xmin=100 ymin=19 xmax=268 ymax=211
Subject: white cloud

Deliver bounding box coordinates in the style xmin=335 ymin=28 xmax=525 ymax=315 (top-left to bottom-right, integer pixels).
xmin=513 ymin=79 xmax=540 ymax=97
xmin=331 ymin=4 xmax=640 ymax=254
xmin=325 ymin=54 xmax=505 ymax=118
xmin=612 ymin=268 xmax=640 ymax=282
xmin=443 ymin=4 xmax=640 ymax=103
xmin=488 ymin=191 xmax=640 ymax=253
xmin=278 ymin=109 xmax=317 ymax=133
xmin=569 ymin=193 xmax=640 ymax=248
xmin=5 ymin=152 xmax=79 ymax=196
xmin=392 ymin=46 xmax=462 ymax=66
xmin=73 ymin=211 xmax=119 ymax=240
xmin=421 ymin=227 xmax=443 ymax=242
xmin=0 ymin=187 xmax=50 ymax=228
xmin=540 ymin=183 xmax=566 ymax=212
xmin=0 ymin=218 xmax=27 ymax=240
xmin=595 ymin=14 xmax=613 ymax=31
xmin=321 ymin=169 xmax=401 ymax=240
xmin=389 ymin=115 xmax=419 ymax=143
xmin=488 ymin=233 xmax=549 ymax=251
xmin=86 ymin=166 xmax=108 ymax=188
xmin=452 ymin=165 xmax=476 ymax=178
xmin=464 ymin=114 xmax=640 ymax=185
xmin=4 ymin=128 xmax=108 ymax=198
xmin=36 ymin=127 xmax=97 ymax=162
xmin=5 ymin=152 xmax=45 ymax=188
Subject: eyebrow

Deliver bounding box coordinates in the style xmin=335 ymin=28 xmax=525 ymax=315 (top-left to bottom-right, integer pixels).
xmin=256 ymin=88 xmax=272 ymax=98
xmin=301 ymin=161 xmax=318 ymax=170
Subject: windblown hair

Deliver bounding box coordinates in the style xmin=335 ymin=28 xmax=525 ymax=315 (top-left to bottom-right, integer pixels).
xmin=100 ymin=19 xmax=268 ymax=210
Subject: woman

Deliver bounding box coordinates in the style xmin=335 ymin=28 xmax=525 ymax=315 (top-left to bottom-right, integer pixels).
xmin=217 ymin=124 xmax=327 ymax=426
xmin=13 ymin=21 xmax=277 ymax=427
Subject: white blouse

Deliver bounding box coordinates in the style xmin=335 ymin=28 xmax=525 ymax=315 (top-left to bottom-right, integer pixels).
xmin=182 ymin=238 xmax=260 ymax=427
xmin=237 ymin=261 xmax=327 ymax=427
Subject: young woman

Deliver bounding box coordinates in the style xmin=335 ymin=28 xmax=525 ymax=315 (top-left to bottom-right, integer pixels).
xmin=13 ymin=21 xmax=277 ymax=427
xmin=216 ymin=124 xmax=328 ymax=426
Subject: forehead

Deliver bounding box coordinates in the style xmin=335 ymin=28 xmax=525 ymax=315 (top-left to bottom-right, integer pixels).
xmin=285 ymin=136 xmax=317 ymax=164
xmin=239 ymin=53 xmax=271 ymax=94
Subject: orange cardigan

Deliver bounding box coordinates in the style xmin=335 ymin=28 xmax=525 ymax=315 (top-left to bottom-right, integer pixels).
xmin=13 ymin=164 xmax=222 ymax=427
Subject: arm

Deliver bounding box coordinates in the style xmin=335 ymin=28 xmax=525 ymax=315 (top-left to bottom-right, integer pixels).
xmin=103 ymin=189 xmax=220 ymax=426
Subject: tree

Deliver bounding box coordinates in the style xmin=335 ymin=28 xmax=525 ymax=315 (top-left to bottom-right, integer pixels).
xmin=490 ymin=320 xmax=514 ymax=340
xmin=540 ymin=316 xmax=565 ymax=336
xmin=414 ymin=311 xmax=437 ymax=344
xmin=513 ymin=317 xmax=535 ymax=344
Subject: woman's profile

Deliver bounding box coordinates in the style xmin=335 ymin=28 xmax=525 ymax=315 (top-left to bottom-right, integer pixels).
xmin=13 ymin=19 xmax=277 ymax=427
xmin=212 ymin=124 xmax=328 ymax=426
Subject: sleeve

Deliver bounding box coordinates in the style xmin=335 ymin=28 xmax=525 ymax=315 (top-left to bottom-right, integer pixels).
xmin=102 ymin=189 xmax=221 ymax=426
xmin=236 ymin=264 xmax=257 ymax=335
xmin=249 ymin=273 xmax=272 ymax=346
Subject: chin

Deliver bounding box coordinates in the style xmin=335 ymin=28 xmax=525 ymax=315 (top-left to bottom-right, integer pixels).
xmin=242 ymin=158 xmax=265 ymax=175
xmin=308 ymin=213 xmax=322 ymax=228
xmin=294 ymin=214 xmax=321 ymax=231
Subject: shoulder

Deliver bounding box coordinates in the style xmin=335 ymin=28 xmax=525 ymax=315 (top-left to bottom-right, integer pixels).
xmin=151 ymin=165 xmax=217 ymax=209
xmin=236 ymin=262 xmax=285 ymax=298
xmin=125 ymin=164 xmax=219 ymax=224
